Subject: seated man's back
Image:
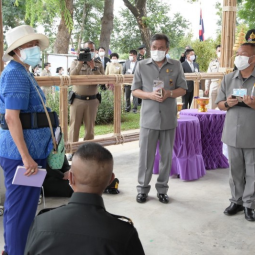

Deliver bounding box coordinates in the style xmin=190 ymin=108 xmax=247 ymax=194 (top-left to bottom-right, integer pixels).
xmin=25 ymin=143 xmax=144 ymax=255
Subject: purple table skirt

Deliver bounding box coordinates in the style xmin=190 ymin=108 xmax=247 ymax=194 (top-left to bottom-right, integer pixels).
xmin=180 ymin=109 xmax=229 ymax=170
xmin=153 ymin=115 xmax=206 ymax=181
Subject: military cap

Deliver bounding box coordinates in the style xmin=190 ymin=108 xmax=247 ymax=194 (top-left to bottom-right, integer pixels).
xmin=138 ymin=44 xmax=146 ymax=50
xmin=245 ymin=29 xmax=255 ymax=43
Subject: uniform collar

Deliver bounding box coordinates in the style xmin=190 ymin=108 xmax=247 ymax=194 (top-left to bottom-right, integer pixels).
xmin=68 ymin=192 xmax=105 ymax=209
xmin=233 ymin=68 xmax=255 ymax=80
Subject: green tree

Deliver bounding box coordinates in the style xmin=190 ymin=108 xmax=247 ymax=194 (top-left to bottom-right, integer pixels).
xmin=112 ymin=0 xmax=189 ymax=54
xmin=238 ymin=0 xmax=255 ymax=29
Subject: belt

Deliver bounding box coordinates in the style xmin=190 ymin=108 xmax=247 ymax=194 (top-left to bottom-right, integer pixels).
xmin=0 ymin=112 xmax=59 ymax=130
xmin=74 ymin=94 xmax=97 ymax=100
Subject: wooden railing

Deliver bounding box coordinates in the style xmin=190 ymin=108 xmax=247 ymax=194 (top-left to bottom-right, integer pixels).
xmin=35 ymin=72 xmax=226 ymax=153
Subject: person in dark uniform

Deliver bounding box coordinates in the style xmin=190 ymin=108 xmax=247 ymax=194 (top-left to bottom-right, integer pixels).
xmin=25 ymin=143 xmax=145 ymax=255
xmin=137 ymin=44 xmax=146 ymax=61
xmin=137 ymin=45 xmax=146 ymax=106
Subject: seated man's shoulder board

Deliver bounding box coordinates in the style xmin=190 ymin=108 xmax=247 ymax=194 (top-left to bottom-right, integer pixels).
xmin=110 ymin=213 xmax=134 ymax=226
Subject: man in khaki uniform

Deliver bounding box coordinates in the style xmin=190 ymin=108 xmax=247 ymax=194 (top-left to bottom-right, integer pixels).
xmin=205 ymin=45 xmax=221 ymax=109
xmin=68 ymin=41 xmax=104 ymax=151
xmin=40 ymin=62 xmax=52 ymax=95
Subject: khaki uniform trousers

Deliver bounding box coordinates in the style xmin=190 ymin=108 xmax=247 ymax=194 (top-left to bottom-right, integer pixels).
xmin=68 ymin=98 xmax=99 ymax=142
xmin=228 ymin=145 xmax=255 ymax=209
xmin=137 ymin=127 xmax=176 ymax=195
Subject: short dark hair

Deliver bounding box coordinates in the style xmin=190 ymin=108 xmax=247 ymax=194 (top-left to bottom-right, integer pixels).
xmin=45 ymin=62 xmax=51 ymax=67
xmin=150 ymin=34 xmax=170 ymax=48
xmin=98 ymin=46 xmax=105 ymax=51
xmin=110 ymin=53 xmax=119 ymax=59
xmin=56 ymin=67 xmax=63 ymax=73
xmin=185 ymin=49 xmax=195 ymax=55
xmin=84 ymin=41 xmax=95 ymax=46
xmin=129 ymin=49 xmax=137 ymax=55
xmin=216 ymin=45 xmax=221 ymax=50
xmin=241 ymin=43 xmax=255 ymax=53
xmin=75 ymin=143 xmax=113 ymax=163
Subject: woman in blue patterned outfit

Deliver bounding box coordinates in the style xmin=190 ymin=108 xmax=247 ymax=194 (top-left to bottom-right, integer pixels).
xmin=0 ymin=25 xmax=53 ymax=255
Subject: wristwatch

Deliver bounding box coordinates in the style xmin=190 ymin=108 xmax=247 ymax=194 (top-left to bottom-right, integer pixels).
xmin=170 ymin=90 xmax=173 ymax=97
xmin=91 ymin=67 xmax=98 ymax=72
xmin=224 ymin=101 xmax=229 ymax=108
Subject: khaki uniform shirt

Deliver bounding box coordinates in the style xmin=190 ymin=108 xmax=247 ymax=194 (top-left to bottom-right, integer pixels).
xmin=205 ymin=59 xmax=220 ymax=91
xmin=40 ymin=69 xmax=52 ymax=77
xmin=131 ymin=58 xmax=187 ymax=130
xmin=215 ymin=69 xmax=255 ymax=148
xmin=70 ymin=59 xmax=104 ymax=96
xmin=105 ymin=62 xmax=123 ymax=75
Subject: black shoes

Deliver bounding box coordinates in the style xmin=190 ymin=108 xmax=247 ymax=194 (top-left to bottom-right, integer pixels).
xmin=132 ymin=109 xmax=137 ymax=114
xmin=157 ymin=193 xmax=169 ymax=204
xmin=224 ymin=202 xmax=244 ymax=215
xmin=136 ymin=193 xmax=147 ymax=203
xmin=244 ymin=207 xmax=255 ymax=222
xmin=104 ymin=178 xmax=120 ymax=195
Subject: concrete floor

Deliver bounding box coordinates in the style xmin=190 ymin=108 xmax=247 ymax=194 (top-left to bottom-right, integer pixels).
xmin=1 ymin=141 xmax=254 ymax=255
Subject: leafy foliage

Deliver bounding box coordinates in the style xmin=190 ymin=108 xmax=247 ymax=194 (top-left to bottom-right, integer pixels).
xmin=14 ymin=0 xmax=73 ymax=32
xmin=238 ymin=0 xmax=255 ymax=29
xmin=96 ymin=90 xmax=114 ymax=125
xmin=111 ymin=0 xmax=189 ymax=53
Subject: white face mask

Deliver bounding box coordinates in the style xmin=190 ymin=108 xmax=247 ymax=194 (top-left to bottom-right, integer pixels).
xmin=129 ymin=56 xmax=134 ymax=61
xmin=217 ymin=52 xmax=221 ymax=58
xmin=99 ymin=51 xmax=105 ymax=57
xmin=111 ymin=59 xmax=118 ymax=64
xmin=150 ymin=50 xmax=166 ymax=62
xmin=189 ymin=55 xmax=195 ymax=61
xmin=234 ymin=56 xmax=251 ymax=71
xmin=95 ymin=53 xmax=99 ymax=58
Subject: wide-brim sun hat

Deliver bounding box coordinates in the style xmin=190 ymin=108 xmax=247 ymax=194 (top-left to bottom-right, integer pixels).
xmin=3 ymin=25 xmax=49 ymax=62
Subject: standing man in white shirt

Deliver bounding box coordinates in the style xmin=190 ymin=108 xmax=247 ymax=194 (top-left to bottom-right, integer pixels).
xmin=205 ymin=45 xmax=221 ymax=109
xmin=181 ymin=49 xmax=200 ymax=109
xmin=123 ymin=50 xmax=138 ymax=113
xmin=96 ymin=47 xmax=110 ymax=70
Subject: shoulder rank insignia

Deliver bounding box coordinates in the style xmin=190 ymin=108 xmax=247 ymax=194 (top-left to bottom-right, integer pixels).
xmin=111 ymin=213 xmax=134 ymax=226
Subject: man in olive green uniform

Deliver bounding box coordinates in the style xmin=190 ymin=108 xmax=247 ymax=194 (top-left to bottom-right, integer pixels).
xmin=215 ymin=43 xmax=255 ymax=222
xmin=25 ymin=143 xmax=145 ymax=255
xmin=132 ymin=34 xmax=187 ymax=204
xmin=68 ymin=41 xmax=104 ymax=147
xmin=205 ymin=45 xmax=221 ymax=109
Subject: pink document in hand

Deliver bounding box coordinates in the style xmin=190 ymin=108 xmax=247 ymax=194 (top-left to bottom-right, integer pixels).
xmin=12 ymin=166 xmax=47 ymax=187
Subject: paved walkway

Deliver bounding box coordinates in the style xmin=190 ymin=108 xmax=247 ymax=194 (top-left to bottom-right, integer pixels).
xmin=1 ymin=140 xmax=254 ymax=255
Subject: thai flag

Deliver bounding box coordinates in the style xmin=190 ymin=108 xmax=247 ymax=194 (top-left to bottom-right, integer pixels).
xmin=70 ymin=48 xmax=78 ymax=55
xmin=199 ymin=8 xmax=205 ymax=41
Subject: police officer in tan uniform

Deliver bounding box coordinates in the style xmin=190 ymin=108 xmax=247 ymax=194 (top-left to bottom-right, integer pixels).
xmin=205 ymin=45 xmax=221 ymax=109
xmin=68 ymin=41 xmax=104 ymax=160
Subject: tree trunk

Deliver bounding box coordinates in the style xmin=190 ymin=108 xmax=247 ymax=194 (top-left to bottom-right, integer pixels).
xmin=54 ymin=0 xmax=73 ymax=54
xmin=123 ymin=0 xmax=151 ymax=57
xmin=99 ymin=0 xmax=114 ymax=57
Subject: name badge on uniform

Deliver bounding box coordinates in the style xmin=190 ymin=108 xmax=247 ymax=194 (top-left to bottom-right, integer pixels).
xmin=169 ymin=79 xmax=174 ymax=87
xmin=153 ymin=79 xmax=164 ymax=91
xmin=233 ymin=88 xmax=247 ymax=97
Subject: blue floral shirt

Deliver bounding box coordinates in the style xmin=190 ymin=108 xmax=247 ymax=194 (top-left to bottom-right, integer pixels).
xmin=0 ymin=60 xmax=53 ymax=160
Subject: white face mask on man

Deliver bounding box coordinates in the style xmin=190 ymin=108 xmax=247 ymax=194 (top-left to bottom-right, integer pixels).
xmin=234 ymin=55 xmax=251 ymax=71
xmin=189 ymin=55 xmax=195 ymax=61
xmin=99 ymin=51 xmax=105 ymax=57
xmin=129 ymin=56 xmax=134 ymax=61
xmin=150 ymin=50 xmax=166 ymax=62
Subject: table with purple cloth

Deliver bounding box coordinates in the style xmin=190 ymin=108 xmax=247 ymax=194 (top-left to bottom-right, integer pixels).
xmin=153 ymin=115 xmax=206 ymax=181
xmin=180 ymin=109 xmax=229 ymax=170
